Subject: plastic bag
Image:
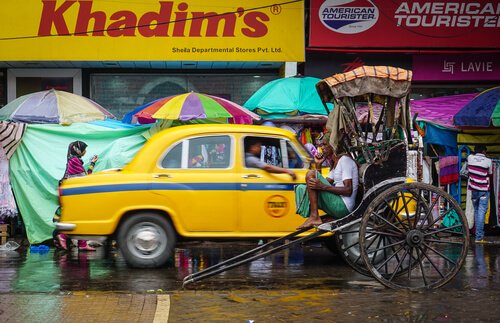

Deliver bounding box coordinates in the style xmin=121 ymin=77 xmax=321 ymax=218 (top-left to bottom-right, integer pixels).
xmin=0 ymin=241 xmax=20 ymax=251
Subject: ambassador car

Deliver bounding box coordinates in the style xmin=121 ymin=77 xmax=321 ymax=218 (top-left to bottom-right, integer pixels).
xmin=56 ymin=124 xmax=314 ymax=268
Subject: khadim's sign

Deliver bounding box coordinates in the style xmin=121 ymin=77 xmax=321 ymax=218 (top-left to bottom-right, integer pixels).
xmin=0 ymin=0 xmax=304 ymax=61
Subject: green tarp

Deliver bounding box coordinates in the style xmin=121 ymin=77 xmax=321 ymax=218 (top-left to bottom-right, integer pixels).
xmin=9 ymin=123 xmax=151 ymax=244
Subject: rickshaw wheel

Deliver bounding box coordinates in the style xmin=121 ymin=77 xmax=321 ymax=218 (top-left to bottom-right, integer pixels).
xmin=359 ymin=182 xmax=469 ymax=290
xmin=336 ymin=221 xmax=415 ymax=277
xmin=335 ymin=223 xmax=371 ymax=276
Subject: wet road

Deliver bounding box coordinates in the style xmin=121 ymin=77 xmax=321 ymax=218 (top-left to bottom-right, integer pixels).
xmin=0 ymin=239 xmax=499 ymax=322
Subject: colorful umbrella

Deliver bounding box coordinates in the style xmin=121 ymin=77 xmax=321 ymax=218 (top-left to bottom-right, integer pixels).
xmin=243 ymin=75 xmax=333 ymax=118
xmin=0 ymin=89 xmax=115 ymax=125
xmin=123 ymin=92 xmax=260 ymax=124
xmin=453 ymin=87 xmax=500 ymax=127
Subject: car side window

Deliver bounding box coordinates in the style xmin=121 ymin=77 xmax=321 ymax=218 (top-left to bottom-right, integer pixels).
xmin=161 ymin=142 xmax=182 ymax=168
xmin=188 ymin=135 xmax=231 ymax=169
xmin=244 ymin=136 xmax=286 ymax=168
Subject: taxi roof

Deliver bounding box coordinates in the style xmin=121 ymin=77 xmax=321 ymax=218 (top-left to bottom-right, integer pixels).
xmin=125 ymin=123 xmax=300 ymax=171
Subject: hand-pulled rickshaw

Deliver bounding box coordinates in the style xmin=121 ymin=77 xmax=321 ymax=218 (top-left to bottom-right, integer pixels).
xmin=183 ymin=66 xmax=469 ymax=290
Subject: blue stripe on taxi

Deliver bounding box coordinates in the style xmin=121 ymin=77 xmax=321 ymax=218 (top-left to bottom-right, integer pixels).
xmin=61 ymin=183 xmax=296 ymax=196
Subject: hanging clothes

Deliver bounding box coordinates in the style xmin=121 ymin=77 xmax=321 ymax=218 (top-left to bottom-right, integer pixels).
xmin=0 ymin=121 xmax=27 ymax=159
xmin=493 ymin=159 xmax=500 ymax=227
xmin=438 ymin=156 xmax=459 ymax=185
xmin=0 ymin=146 xmax=18 ymax=221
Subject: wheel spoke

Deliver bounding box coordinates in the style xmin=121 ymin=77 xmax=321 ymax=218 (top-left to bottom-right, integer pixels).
xmin=416 ymin=194 xmax=439 ymax=229
xmin=388 ymin=248 xmax=410 ymax=282
xmin=426 ymin=206 xmax=455 ymax=229
xmin=406 ymin=246 xmax=415 ymax=281
xmin=418 ymin=245 xmax=445 ymax=279
xmin=412 ymin=188 xmax=423 ymax=226
xmin=375 ymin=243 xmax=405 ymax=272
xmin=387 ymin=236 xmax=404 ymax=272
xmin=425 ymin=238 xmax=465 ymax=246
xmin=370 ymin=232 xmax=386 ymax=270
xmin=372 ymin=205 xmax=406 ymax=234
xmin=414 ymin=246 xmax=429 ymax=287
xmin=398 ymin=192 xmax=414 ymax=230
xmin=377 ymin=199 xmax=406 ymax=233
xmin=366 ymin=239 xmax=405 ymax=255
xmin=423 ymin=224 xmax=464 ymax=236
xmin=365 ymin=229 xmax=404 ymax=238
xmin=422 ymin=241 xmax=457 ymax=266
xmin=343 ymin=232 xmax=376 ymax=251
xmin=358 ymin=231 xmax=382 ymax=265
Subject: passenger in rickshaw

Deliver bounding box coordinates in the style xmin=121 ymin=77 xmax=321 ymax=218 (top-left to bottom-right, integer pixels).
xmin=295 ymin=143 xmax=358 ymax=229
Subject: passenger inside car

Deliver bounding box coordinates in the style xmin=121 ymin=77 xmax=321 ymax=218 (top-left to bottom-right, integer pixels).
xmin=244 ymin=136 xmax=297 ymax=180
xmin=208 ymin=143 xmax=228 ymax=168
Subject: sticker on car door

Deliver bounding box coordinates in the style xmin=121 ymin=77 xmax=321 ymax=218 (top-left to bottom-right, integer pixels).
xmin=264 ymin=195 xmax=289 ymax=217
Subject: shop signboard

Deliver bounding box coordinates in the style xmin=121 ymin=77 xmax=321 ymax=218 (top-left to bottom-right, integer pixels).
xmin=413 ymin=55 xmax=500 ymax=81
xmin=309 ymin=0 xmax=500 ymax=48
xmin=0 ymin=0 xmax=304 ymax=61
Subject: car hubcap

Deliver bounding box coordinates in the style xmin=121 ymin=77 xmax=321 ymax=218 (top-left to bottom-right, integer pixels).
xmin=128 ymin=222 xmax=167 ymax=258
xmin=134 ymin=227 xmax=160 ymax=252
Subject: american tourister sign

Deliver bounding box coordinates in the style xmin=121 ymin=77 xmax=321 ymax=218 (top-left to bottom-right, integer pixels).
xmin=0 ymin=0 xmax=304 ymax=61
xmin=309 ymin=0 xmax=500 ymax=48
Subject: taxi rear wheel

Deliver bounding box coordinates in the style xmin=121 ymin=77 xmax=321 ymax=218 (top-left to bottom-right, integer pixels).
xmin=117 ymin=213 xmax=176 ymax=268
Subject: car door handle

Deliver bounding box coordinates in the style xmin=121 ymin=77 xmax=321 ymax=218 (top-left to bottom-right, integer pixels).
xmin=242 ymin=174 xmax=262 ymax=179
xmin=153 ymin=174 xmax=172 ymax=178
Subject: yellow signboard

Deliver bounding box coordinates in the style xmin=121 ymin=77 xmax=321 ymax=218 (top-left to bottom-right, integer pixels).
xmin=0 ymin=0 xmax=304 ymax=62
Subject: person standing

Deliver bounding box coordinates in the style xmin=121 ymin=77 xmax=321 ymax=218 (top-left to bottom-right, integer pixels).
xmin=466 ymin=144 xmax=492 ymax=243
xmin=54 ymin=141 xmax=98 ymax=251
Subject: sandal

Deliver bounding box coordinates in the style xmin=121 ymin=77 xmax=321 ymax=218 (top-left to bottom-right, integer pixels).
xmin=57 ymin=235 xmax=67 ymax=250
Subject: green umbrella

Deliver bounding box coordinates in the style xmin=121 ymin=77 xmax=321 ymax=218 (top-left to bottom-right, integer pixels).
xmin=243 ymin=75 xmax=333 ymax=118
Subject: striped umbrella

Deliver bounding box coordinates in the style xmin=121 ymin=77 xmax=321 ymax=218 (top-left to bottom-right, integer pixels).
xmin=0 ymin=89 xmax=114 ymax=125
xmin=125 ymin=92 xmax=260 ymax=125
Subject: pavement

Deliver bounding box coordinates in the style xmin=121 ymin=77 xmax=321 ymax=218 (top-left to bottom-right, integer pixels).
xmin=2 ymin=287 xmax=500 ymax=322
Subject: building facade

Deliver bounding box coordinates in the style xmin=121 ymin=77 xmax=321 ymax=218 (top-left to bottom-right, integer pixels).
xmin=0 ymin=0 xmax=305 ymax=119
xmin=305 ymin=0 xmax=500 ymax=99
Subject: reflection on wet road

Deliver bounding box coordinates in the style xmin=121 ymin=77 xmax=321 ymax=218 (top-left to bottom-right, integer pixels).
xmin=1 ymin=241 xmax=500 ymax=322
xmin=0 ymin=240 xmax=499 ymax=293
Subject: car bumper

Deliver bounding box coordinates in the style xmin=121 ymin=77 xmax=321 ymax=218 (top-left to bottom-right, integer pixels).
xmin=56 ymin=222 xmax=76 ymax=231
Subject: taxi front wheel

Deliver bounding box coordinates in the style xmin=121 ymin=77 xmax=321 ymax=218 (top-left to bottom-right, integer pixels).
xmin=117 ymin=212 xmax=176 ymax=268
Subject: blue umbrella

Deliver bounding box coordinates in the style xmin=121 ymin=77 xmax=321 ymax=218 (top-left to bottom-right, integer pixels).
xmin=453 ymin=87 xmax=500 ymax=127
xmin=243 ymin=75 xmax=333 ymax=118
xmin=122 ymin=98 xmax=162 ymax=124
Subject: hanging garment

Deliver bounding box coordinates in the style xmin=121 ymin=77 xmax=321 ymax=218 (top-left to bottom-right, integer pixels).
xmin=0 ymin=121 xmax=27 ymax=159
xmin=439 ymin=156 xmax=459 ymax=185
xmin=0 ymin=146 xmax=18 ymax=220
xmin=465 ymin=189 xmax=474 ymax=228
xmin=495 ymin=159 xmax=500 ymax=226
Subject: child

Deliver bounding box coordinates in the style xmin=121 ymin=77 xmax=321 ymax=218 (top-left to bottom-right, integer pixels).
xmin=54 ymin=141 xmax=98 ymax=251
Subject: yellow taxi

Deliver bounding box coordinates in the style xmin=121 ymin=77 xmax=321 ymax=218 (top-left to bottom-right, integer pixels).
xmin=56 ymin=124 xmax=315 ymax=268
